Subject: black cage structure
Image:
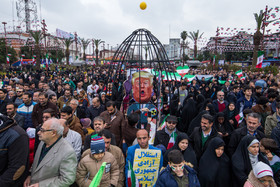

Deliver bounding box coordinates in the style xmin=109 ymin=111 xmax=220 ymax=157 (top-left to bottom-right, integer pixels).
xmin=106 ymin=28 xmax=178 ymax=126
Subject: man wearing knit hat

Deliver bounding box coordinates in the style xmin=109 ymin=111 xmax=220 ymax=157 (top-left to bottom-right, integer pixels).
xmin=76 ymin=136 xmax=119 ymax=187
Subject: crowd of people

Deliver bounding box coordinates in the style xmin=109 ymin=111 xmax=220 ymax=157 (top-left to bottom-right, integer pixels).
xmin=1 ymin=66 xmax=280 ymax=187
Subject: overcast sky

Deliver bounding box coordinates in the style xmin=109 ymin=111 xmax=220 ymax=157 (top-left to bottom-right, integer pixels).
xmin=0 ymin=0 xmax=279 ymax=49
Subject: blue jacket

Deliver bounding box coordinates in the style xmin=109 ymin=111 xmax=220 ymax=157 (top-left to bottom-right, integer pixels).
xmin=156 ymin=165 xmax=200 ymax=187
xmin=125 ymin=144 xmax=163 ymax=187
xmin=236 ymin=96 xmax=256 ymax=113
xmin=17 ymin=101 xmax=37 ymax=129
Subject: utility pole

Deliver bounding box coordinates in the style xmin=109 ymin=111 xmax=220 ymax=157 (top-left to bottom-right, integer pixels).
xmin=2 ymin=22 xmax=8 ymax=65
xmin=75 ymin=32 xmax=78 ymax=61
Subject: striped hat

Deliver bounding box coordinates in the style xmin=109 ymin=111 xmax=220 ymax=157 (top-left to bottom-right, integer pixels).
xmin=253 ymin=161 xmax=273 ymax=178
xmin=90 ymin=136 xmax=105 ymax=155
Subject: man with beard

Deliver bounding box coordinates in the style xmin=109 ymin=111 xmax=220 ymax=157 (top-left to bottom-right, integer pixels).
xmin=189 ymin=113 xmax=218 ymax=161
xmin=154 ymin=115 xmax=183 ymax=149
xmin=57 ymin=89 xmax=73 ymax=111
xmin=31 ymin=92 xmax=58 ymax=127
xmin=14 ymin=88 xmax=24 ymax=107
xmin=100 ymin=101 xmax=125 ymax=148
xmin=6 ymin=102 xmax=24 ymax=128
xmin=0 ymin=89 xmax=11 ymax=115
xmin=17 ymin=92 xmax=37 ymax=130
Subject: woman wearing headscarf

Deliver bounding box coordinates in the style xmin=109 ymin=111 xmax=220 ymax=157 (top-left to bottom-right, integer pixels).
xmin=232 ymin=135 xmax=269 ymax=187
xmin=198 ymin=137 xmax=231 ymax=187
xmin=213 ymin=112 xmax=234 ymax=145
xmin=223 ymin=102 xmax=239 ymax=129
xmin=196 ymin=94 xmax=206 ymax=112
xmin=179 ymin=98 xmax=198 ymax=133
xmin=163 ymin=133 xmax=198 ymax=171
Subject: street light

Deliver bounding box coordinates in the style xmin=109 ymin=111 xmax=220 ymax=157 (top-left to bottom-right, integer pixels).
xmin=2 ymin=22 xmax=8 ymax=62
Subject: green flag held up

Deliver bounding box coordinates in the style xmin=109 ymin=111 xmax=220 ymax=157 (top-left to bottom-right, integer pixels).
xmin=89 ymin=162 xmax=107 ymax=187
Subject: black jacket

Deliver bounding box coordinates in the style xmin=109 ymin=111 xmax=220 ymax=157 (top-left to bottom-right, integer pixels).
xmin=85 ymin=105 xmax=105 ymax=122
xmin=0 ymin=96 xmax=10 ymax=115
xmin=227 ymin=126 xmax=265 ymax=156
xmin=0 ymin=115 xmax=29 ymax=187
xmin=154 ymin=128 xmax=184 ymax=149
xmin=189 ymin=126 xmax=219 ymax=161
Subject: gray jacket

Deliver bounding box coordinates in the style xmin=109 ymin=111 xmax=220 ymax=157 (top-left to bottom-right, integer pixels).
xmin=30 ymin=137 xmax=77 ymax=187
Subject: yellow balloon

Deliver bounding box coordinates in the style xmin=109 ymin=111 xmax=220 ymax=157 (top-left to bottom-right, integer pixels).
xmin=140 ymin=2 xmax=147 ymax=10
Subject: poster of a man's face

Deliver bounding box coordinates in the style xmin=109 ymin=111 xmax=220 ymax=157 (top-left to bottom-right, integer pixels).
xmin=132 ymin=71 xmax=153 ymax=103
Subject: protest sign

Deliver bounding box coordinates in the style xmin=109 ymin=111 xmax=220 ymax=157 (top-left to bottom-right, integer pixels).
xmin=133 ymin=149 xmax=161 ymax=186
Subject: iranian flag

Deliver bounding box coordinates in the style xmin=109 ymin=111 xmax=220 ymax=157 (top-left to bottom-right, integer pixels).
xmin=6 ymin=54 xmax=11 ymax=64
xmin=183 ymin=75 xmax=196 ymax=83
xmin=167 ymin=131 xmax=177 ymax=150
xmin=240 ymin=76 xmax=246 ymax=81
xmin=127 ymin=161 xmax=141 ymax=187
xmin=176 ymin=66 xmax=190 ymax=77
xmin=235 ymin=70 xmax=243 ymax=78
xmin=256 ymin=51 xmax=264 ymax=68
xmin=160 ymin=114 xmax=170 ymax=129
xmin=235 ymin=112 xmax=244 ymax=126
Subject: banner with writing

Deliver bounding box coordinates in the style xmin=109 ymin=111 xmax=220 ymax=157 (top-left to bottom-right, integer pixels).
xmin=133 ymin=149 xmax=161 ymax=186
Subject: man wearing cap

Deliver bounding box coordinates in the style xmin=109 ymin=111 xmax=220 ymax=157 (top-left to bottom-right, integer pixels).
xmin=76 ymin=136 xmax=119 ymax=187
xmin=24 ymin=118 xmax=77 ymax=187
xmin=154 ymin=115 xmax=183 ymax=149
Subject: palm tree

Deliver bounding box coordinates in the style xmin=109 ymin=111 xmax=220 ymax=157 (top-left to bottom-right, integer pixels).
xmin=188 ymin=30 xmax=204 ymax=58
xmin=29 ymin=30 xmax=43 ymax=70
xmin=180 ymin=31 xmax=187 ymax=65
xmin=93 ymin=39 xmax=104 ymax=65
xmin=252 ymin=10 xmax=264 ymax=66
xmin=61 ymin=38 xmax=74 ymax=65
xmin=81 ymin=38 xmax=90 ymax=61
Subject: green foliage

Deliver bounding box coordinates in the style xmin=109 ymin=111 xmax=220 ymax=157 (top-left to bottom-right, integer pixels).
xmin=225 ymin=51 xmax=253 ymax=61
xmin=48 ymin=49 xmax=65 ymax=63
xmin=0 ymin=38 xmax=17 ymax=64
xmin=20 ymin=46 xmax=33 ymax=59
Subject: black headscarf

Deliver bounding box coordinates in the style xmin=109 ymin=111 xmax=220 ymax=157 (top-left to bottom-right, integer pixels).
xmin=179 ymin=98 xmax=198 ymax=133
xmin=198 ymin=137 xmax=231 ymax=187
xmin=163 ymin=133 xmax=198 ymax=171
xmin=231 ymin=135 xmax=269 ymax=187
xmin=213 ymin=112 xmax=234 ymax=136
xmin=223 ymin=102 xmax=239 ymax=129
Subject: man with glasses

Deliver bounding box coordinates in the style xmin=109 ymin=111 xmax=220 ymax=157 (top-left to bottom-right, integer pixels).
xmin=154 ymin=115 xmax=183 ymax=149
xmin=213 ymin=90 xmax=228 ymax=113
xmin=17 ymin=92 xmax=37 ymax=130
xmin=24 ymin=118 xmax=77 ymax=187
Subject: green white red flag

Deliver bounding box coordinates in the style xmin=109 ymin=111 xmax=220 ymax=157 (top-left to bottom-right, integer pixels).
xmin=167 ymin=131 xmax=177 ymax=150
xmin=6 ymin=54 xmax=11 ymax=64
xmin=256 ymin=51 xmax=264 ymax=68
xmin=160 ymin=114 xmax=170 ymax=129
xmin=235 ymin=70 xmax=242 ymax=78
xmin=127 ymin=161 xmax=141 ymax=187
xmin=176 ymin=66 xmax=190 ymax=77
xmin=235 ymin=112 xmax=244 ymax=126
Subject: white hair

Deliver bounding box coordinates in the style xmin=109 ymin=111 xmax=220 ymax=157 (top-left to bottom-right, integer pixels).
xmin=49 ymin=118 xmax=64 ymax=136
xmin=71 ymin=99 xmax=79 ymax=105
